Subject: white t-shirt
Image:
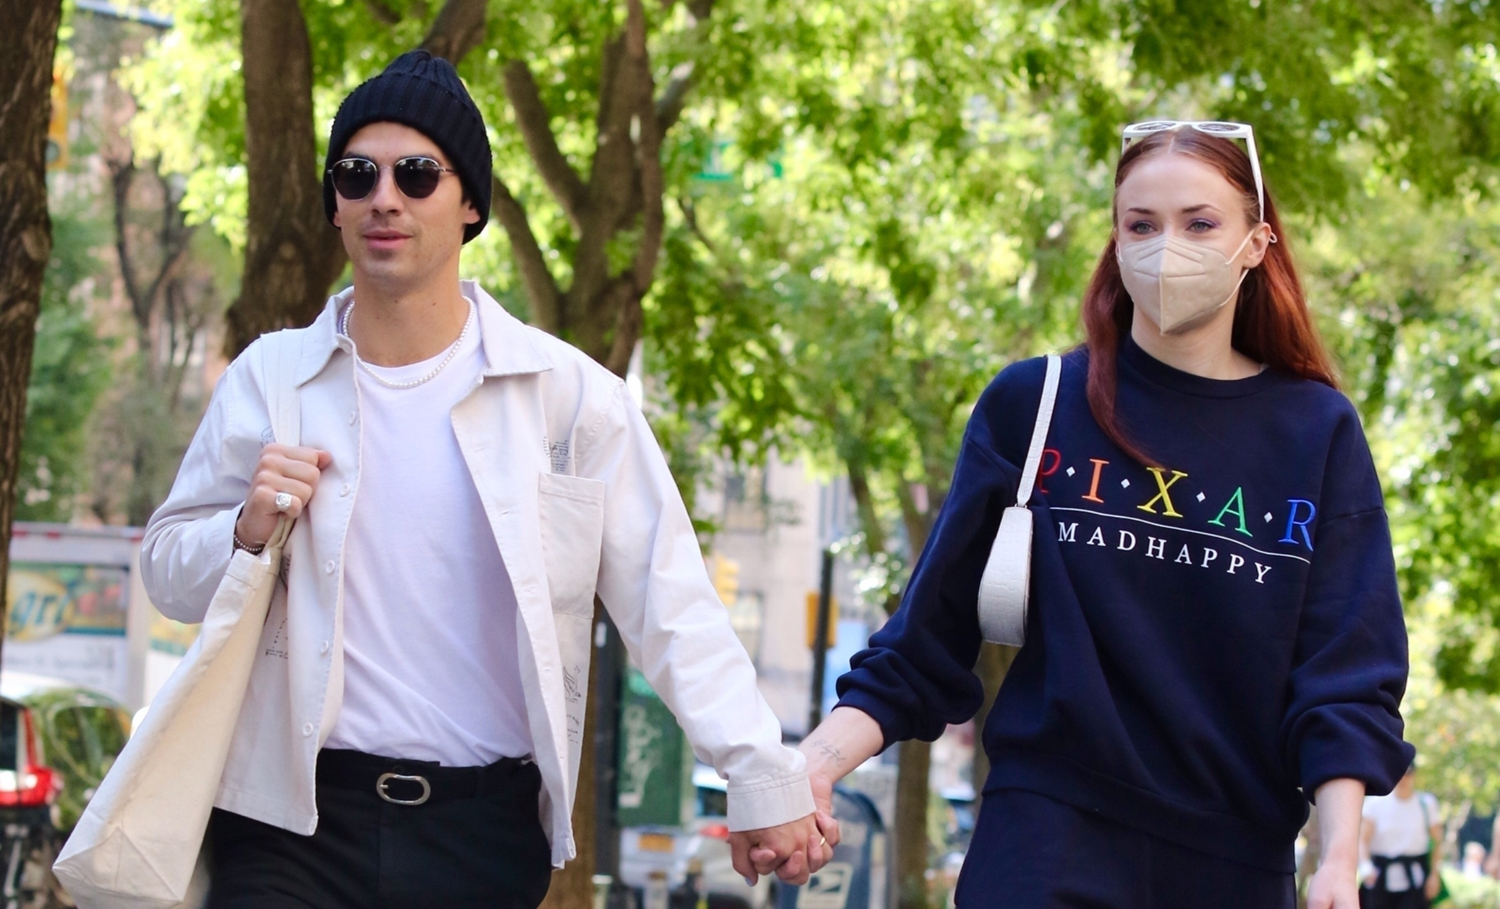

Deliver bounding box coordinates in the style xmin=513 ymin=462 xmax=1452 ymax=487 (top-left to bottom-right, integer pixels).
xmin=324 ymin=301 xmax=533 ymax=765
xmin=1363 ymin=791 xmax=1439 ymax=891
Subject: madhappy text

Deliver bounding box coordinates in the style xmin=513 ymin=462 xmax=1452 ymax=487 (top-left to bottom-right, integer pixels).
xmin=1054 ymin=513 xmax=1285 ymax=584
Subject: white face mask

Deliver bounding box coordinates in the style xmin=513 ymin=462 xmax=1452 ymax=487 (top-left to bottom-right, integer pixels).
xmin=1117 ymin=229 xmax=1257 ymax=334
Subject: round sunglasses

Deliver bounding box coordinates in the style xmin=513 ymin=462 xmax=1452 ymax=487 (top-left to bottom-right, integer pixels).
xmin=327 ymin=156 xmax=458 ymax=201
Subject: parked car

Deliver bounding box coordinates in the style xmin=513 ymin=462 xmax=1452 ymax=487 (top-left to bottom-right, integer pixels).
xmin=620 ymin=765 xmax=774 ymax=909
xmin=0 ymin=673 xmax=131 ymax=909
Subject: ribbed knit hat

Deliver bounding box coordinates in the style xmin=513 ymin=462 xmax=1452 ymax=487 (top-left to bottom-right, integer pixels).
xmin=323 ymin=50 xmax=492 ymax=243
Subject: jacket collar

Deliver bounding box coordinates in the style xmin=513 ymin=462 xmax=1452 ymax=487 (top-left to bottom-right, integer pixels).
xmin=295 ymin=279 xmax=554 ymax=386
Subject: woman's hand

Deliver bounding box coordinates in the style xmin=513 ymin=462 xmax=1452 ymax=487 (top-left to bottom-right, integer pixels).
xmin=235 ymin=444 xmax=332 ymax=546
xmin=1306 ymin=858 xmax=1359 ymax=909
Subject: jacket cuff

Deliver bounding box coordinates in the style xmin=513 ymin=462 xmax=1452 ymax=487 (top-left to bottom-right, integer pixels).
xmin=726 ymin=772 xmax=815 ymax=832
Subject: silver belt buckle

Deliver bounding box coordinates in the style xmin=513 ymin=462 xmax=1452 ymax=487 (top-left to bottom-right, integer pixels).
xmin=376 ymin=772 xmax=431 ymax=806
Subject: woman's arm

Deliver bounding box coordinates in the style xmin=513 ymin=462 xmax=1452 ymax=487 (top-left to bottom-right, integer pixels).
xmin=1307 ymin=778 xmax=1365 ymax=909
xmin=781 ymin=707 xmax=887 ymax=856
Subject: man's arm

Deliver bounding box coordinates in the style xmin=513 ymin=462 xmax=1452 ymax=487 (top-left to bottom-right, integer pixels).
xmin=581 ymin=382 xmax=820 ymax=881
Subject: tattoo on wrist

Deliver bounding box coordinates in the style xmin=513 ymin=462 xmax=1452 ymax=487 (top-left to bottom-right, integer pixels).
xmin=809 ymin=739 xmax=846 ymax=770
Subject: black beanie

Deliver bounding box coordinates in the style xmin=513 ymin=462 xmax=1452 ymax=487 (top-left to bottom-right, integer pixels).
xmin=323 ymin=50 xmax=492 ymax=243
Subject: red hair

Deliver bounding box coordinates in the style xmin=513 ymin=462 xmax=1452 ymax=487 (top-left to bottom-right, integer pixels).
xmin=1082 ymin=128 xmax=1339 ymax=465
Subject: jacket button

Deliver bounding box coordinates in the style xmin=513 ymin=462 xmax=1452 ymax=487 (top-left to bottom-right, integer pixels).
xmin=325 ymin=560 xmax=336 ymax=574
xmin=320 ymin=640 xmax=330 ymax=656
xmin=348 ymin=411 xmax=357 ymax=425
xmin=302 ymin=722 xmax=314 ymax=736
xmin=340 ymin=484 xmax=351 ymax=497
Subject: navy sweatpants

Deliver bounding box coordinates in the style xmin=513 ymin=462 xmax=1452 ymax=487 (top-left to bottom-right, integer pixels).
xmin=953 ymin=789 xmax=1295 ymax=908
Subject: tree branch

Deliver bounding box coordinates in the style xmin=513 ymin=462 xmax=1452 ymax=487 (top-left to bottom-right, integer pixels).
xmin=631 ymin=12 xmax=665 ymax=294
xmin=420 ymin=0 xmax=487 ymax=65
xmin=359 ymin=0 xmax=401 ymax=26
xmin=491 ymin=172 xmax=563 ymax=334
xmin=503 ymin=59 xmax=588 ymax=228
xmin=655 ymin=61 xmax=695 ymax=132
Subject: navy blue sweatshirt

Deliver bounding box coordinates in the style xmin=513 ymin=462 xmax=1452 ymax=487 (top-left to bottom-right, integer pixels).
xmin=835 ymin=339 xmax=1414 ymax=872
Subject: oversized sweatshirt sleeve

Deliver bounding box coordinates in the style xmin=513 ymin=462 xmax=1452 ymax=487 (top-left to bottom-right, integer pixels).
xmin=582 ymin=382 xmax=813 ymax=832
xmin=140 ymin=342 xmax=268 ymax=623
xmin=835 ymin=361 xmax=1040 ymax=749
xmin=1280 ymin=407 xmax=1414 ymax=799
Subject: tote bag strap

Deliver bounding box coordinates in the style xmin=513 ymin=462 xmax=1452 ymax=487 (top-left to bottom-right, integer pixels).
xmin=1014 ymin=354 xmax=1061 ymax=507
xmin=262 ymin=329 xmax=304 ymax=548
xmin=265 ymin=329 xmax=304 ymax=449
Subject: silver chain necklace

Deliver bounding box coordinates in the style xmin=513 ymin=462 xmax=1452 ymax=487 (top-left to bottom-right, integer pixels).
xmin=340 ymin=297 xmax=475 ymax=390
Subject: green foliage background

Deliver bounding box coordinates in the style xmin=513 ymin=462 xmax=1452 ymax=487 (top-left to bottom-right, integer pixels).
xmin=30 ymin=0 xmax=1500 ymax=813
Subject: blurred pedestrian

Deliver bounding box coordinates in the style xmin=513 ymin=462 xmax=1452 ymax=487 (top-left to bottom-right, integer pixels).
xmin=1359 ymin=762 xmax=1443 ymax=908
xmin=140 ymin=49 xmax=827 ymax=909
xmin=785 ymin=120 xmax=1414 ymax=909
xmin=1460 ymin=841 xmax=1484 ymax=877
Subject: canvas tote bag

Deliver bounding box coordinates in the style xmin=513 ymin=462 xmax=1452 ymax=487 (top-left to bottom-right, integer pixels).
xmin=976 ymin=353 xmax=1060 ymax=647
xmin=54 ymin=330 xmax=303 ymax=909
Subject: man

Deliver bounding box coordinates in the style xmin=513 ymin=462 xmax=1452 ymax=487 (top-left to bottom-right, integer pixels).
xmin=142 ymin=50 xmax=831 ymax=909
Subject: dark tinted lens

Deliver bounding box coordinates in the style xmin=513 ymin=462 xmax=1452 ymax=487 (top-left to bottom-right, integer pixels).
xmin=331 ymin=159 xmax=378 ymax=200
xmin=394 ymin=157 xmax=444 ymax=199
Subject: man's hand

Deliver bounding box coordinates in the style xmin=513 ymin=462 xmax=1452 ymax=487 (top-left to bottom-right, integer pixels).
xmin=236 ymin=444 xmax=332 ymax=546
xmin=729 ymin=812 xmax=834 ymax=887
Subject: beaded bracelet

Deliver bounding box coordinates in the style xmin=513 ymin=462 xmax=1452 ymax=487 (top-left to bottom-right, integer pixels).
xmin=232 ymin=531 xmax=267 ymax=556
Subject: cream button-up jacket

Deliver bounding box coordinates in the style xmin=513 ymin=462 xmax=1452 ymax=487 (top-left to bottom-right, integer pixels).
xmin=141 ymin=281 xmax=813 ymax=867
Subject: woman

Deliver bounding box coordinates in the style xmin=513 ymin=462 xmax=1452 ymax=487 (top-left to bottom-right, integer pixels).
xmin=788 ymin=123 xmax=1414 ymax=908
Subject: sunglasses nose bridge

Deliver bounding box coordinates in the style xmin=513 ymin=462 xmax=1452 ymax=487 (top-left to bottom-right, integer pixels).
xmin=364 ymin=164 xmax=407 ymax=208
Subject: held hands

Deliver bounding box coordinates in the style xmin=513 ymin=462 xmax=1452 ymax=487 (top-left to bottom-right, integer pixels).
xmin=235 ymin=444 xmax=332 ymax=547
xmin=729 ymin=811 xmax=839 ymax=887
xmin=729 ymin=771 xmax=841 ymax=886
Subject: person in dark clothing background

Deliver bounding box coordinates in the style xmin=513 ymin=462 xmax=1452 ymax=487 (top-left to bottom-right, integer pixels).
xmin=767 ymin=122 xmax=1415 ymax=909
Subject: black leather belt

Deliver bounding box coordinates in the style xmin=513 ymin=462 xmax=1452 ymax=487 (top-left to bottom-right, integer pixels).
xmin=316 ymin=748 xmax=534 ymax=806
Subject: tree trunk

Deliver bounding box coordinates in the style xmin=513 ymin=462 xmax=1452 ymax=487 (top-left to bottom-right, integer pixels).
xmin=894 ymin=739 xmax=931 ymax=909
xmin=0 ymin=0 xmax=65 ymax=662
xmin=225 ymin=0 xmax=348 ymax=357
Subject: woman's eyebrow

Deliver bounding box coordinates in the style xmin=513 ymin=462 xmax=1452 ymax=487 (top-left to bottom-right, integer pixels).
xmin=1124 ymin=203 xmax=1224 ymax=216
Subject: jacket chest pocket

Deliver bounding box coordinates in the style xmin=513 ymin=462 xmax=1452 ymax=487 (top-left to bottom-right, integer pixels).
xmin=537 ymin=473 xmax=606 ymax=764
xmin=537 ymin=473 xmax=606 ymax=617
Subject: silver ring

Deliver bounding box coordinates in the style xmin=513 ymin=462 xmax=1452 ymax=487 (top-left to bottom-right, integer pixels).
xmin=274 ymin=492 xmax=294 ymax=512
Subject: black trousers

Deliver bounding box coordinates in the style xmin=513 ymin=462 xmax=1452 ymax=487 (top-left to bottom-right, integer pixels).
xmin=953 ymin=789 xmax=1296 ymax=908
xmin=207 ymin=750 xmax=552 ymax=909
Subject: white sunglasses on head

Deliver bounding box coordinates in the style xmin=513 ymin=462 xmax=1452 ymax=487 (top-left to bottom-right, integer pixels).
xmin=1121 ymin=120 xmax=1266 ymax=223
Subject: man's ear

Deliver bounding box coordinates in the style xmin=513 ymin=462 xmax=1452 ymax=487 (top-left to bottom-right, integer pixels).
xmin=333 ymin=209 xmax=342 ymax=229
xmin=464 ymin=200 xmax=480 ymax=226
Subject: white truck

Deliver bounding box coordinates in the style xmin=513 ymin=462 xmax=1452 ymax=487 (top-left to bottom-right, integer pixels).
xmin=6 ymin=521 xmax=193 ymax=713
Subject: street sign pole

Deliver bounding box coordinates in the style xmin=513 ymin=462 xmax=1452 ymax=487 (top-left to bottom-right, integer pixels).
xmin=808 ymin=547 xmax=835 ymax=732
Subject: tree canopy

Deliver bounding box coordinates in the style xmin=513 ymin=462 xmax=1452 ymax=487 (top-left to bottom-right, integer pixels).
xmin=26 ymin=0 xmax=1500 ymax=859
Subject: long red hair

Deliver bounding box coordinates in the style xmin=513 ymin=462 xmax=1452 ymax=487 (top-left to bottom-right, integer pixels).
xmin=1082 ymin=128 xmax=1338 ymax=465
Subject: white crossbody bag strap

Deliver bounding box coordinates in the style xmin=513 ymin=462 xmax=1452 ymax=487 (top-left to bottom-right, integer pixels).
xmin=976 ymin=353 xmax=1061 ymax=647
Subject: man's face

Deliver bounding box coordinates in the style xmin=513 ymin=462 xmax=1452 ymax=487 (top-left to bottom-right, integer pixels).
xmin=331 ymin=122 xmax=479 ymax=291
